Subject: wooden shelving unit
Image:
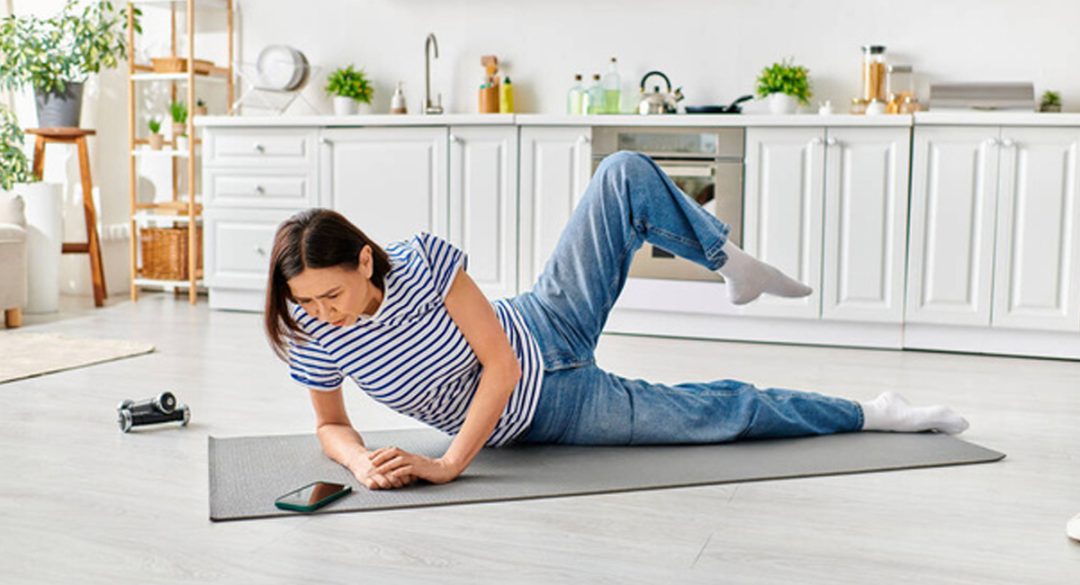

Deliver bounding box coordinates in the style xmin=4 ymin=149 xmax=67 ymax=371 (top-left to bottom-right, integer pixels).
xmin=126 ymin=0 xmax=233 ymax=303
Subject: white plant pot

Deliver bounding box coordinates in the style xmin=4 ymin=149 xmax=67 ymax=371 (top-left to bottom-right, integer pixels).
xmin=332 ymin=96 xmax=358 ymax=116
xmin=18 ymin=182 xmax=63 ymax=314
xmin=767 ymin=93 xmax=799 ymax=115
xmin=175 ymin=135 xmax=189 ymax=152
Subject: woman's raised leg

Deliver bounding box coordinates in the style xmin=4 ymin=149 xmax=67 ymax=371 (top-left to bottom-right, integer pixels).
xmin=512 ymin=151 xmax=732 ymax=364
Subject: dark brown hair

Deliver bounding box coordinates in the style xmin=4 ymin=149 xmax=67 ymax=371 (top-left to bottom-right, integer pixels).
xmin=264 ymin=208 xmax=392 ymax=360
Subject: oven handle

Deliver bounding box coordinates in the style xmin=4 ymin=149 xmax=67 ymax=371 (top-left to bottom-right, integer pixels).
xmin=656 ymin=163 xmax=715 ymax=178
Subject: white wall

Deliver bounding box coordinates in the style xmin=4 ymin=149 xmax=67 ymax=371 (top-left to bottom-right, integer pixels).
xmin=11 ymin=0 xmax=1080 ymax=299
xmin=240 ymin=0 xmax=1080 ymax=116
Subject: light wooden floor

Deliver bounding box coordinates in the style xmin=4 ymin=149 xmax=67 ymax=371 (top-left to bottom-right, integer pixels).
xmin=1 ymin=294 xmax=1078 ymax=584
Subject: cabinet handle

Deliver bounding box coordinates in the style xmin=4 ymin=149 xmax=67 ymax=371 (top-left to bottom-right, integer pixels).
xmin=809 ymin=137 xmax=823 ymax=146
xmin=253 ymin=143 xmax=265 ymax=153
xmin=254 ymin=246 xmax=266 ymax=256
xmin=825 ymin=137 xmax=839 ymax=147
xmin=254 ymin=185 xmax=266 ymax=195
xmin=1001 ymin=138 xmax=1016 ymax=148
xmin=984 ymin=137 xmax=1000 ymax=147
xmin=450 ymin=134 xmax=462 ymax=144
xmin=577 ymin=135 xmax=591 ymax=145
xmin=320 ymin=137 xmax=332 ymax=146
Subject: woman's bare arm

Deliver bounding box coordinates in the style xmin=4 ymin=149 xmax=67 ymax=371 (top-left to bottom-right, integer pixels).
xmin=310 ymin=388 xmax=408 ymax=489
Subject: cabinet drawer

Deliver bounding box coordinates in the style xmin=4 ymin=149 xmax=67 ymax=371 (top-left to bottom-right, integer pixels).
xmin=206 ymin=171 xmax=315 ymax=208
xmin=205 ymin=210 xmax=292 ymax=290
xmin=205 ymin=129 xmax=316 ymax=167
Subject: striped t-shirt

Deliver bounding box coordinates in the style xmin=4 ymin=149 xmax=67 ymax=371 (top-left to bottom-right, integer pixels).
xmin=286 ymin=232 xmax=544 ymax=447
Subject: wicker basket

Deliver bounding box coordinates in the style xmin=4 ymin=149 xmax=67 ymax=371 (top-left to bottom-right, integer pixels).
xmin=140 ymin=226 xmax=203 ymax=281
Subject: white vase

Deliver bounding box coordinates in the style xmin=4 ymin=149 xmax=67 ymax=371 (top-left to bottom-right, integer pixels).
xmin=767 ymin=93 xmax=799 ymax=115
xmin=176 ymin=135 xmax=189 ymax=153
xmin=18 ymin=182 xmax=63 ymax=314
xmin=332 ymin=96 xmax=358 ymax=116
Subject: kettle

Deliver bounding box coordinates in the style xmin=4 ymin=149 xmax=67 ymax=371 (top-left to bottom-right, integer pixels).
xmin=638 ymin=70 xmax=684 ymax=115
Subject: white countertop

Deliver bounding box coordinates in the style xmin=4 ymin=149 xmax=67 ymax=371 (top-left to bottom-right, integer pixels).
xmin=195 ymin=112 xmax=1080 ymax=128
xmin=196 ymin=113 xmax=913 ymax=128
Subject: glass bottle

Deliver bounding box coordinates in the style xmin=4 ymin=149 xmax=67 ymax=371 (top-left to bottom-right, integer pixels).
xmin=602 ymin=57 xmax=622 ymax=114
xmin=584 ymin=74 xmax=604 ymax=115
xmin=861 ymin=45 xmax=887 ymax=103
xmin=567 ymin=74 xmax=585 ymax=115
xmin=886 ymin=64 xmax=914 ymax=114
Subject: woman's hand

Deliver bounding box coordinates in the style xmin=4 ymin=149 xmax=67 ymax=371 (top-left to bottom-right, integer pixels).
xmin=348 ymin=448 xmax=416 ymax=490
xmin=364 ymin=446 xmax=461 ymax=489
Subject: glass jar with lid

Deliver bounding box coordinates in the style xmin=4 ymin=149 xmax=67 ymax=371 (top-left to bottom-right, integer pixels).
xmin=861 ymin=45 xmax=887 ymax=103
xmin=887 ymin=64 xmax=915 ymax=114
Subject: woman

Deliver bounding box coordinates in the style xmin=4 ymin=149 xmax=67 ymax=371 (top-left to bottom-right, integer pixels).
xmin=265 ymin=151 xmax=969 ymax=491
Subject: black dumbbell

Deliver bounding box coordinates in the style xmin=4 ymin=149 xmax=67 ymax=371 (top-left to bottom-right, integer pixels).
xmin=117 ymin=392 xmax=190 ymax=433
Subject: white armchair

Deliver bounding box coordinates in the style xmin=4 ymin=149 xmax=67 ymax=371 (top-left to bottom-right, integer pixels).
xmin=0 ymin=191 xmax=27 ymax=328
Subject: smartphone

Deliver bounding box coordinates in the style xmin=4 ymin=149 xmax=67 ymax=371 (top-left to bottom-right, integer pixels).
xmin=274 ymin=481 xmax=352 ymax=513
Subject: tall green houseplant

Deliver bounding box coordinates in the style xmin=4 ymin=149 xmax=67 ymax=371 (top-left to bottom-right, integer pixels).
xmin=0 ymin=0 xmax=138 ymax=127
xmin=0 ymin=105 xmax=34 ymax=191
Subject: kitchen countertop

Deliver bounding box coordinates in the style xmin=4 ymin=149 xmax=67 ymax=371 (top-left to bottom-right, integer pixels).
xmin=195 ymin=112 xmax=1080 ymax=128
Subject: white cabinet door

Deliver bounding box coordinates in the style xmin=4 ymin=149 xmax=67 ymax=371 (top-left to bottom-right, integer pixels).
xmin=821 ymin=127 xmax=910 ymax=323
xmin=992 ymin=127 xmax=1080 ymax=331
xmin=518 ymin=126 xmax=592 ymax=293
xmin=321 ymin=127 xmax=449 ymax=247
xmin=448 ymin=126 xmax=519 ymax=300
xmin=906 ymin=127 xmax=1000 ymax=326
xmin=740 ymin=127 xmax=825 ymax=319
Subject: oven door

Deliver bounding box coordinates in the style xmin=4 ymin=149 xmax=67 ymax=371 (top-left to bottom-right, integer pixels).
xmin=626 ymin=159 xmax=743 ymax=282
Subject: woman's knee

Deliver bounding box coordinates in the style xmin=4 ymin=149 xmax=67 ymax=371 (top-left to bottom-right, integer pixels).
xmin=596 ymin=151 xmax=656 ymax=179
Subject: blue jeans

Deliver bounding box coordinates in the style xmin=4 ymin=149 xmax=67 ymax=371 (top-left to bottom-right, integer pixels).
xmin=507 ymin=151 xmax=863 ymax=445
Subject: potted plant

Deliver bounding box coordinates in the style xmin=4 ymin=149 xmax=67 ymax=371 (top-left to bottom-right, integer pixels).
xmin=1040 ymin=91 xmax=1061 ymax=113
xmin=0 ymin=0 xmax=136 ymax=128
xmin=756 ymin=58 xmax=812 ymax=115
xmin=325 ymin=65 xmax=374 ymax=116
xmin=194 ymin=98 xmax=208 ymax=116
xmin=169 ymin=100 xmax=188 ymax=138
xmin=147 ymin=117 xmax=164 ymax=150
xmin=0 ymin=104 xmax=63 ymax=313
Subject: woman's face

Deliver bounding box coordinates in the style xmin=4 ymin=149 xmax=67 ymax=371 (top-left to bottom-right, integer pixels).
xmin=286 ymin=245 xmax=382 ymax=328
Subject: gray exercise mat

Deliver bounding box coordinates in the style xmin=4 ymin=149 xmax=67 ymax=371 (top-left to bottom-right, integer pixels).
xmin=208 ymin=429 xmax=1005 ymax=522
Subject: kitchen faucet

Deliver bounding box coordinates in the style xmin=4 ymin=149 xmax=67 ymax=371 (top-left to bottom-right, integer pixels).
xmin=424 ymin=33 xmax=443 ymax=115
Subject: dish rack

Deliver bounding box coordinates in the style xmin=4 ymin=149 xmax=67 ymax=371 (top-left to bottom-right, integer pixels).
xmin=231 ymin=60 xmax=321 ymax=115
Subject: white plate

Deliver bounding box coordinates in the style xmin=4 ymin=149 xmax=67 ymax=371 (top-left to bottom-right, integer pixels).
xmin=256 ymin=45 xmax=302 ymax=91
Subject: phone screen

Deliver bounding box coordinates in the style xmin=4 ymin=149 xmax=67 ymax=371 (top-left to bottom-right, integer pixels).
xmin=275 ymin=481 xmax=350 ymax=510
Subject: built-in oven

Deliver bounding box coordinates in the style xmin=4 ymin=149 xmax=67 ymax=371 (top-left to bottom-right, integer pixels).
xmin=592 ymin=127 xmax=744 ymax=282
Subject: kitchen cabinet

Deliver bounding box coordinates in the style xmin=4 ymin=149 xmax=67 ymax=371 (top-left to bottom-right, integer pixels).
xmin=518 ymin=126 xmax=593 ymax=293
xmin=321 ymin=127 xmax=450 ymax=246
xmin=991 ymin=127 xmax=1080 ymax=331
xmin=742 ymin=126 xmax=909 ymax=322
xmin=740 ymin=127 xmax=825 ymax=319
xmin=906 ymin=127 xmax=999 ymax=326
xmin=821 ymin=127 xmax=910 ymax=323
xmin=907 ymin=125 xmax=1080 ymax=332
xmin=448 ymin=126 xmax=519 ymax=300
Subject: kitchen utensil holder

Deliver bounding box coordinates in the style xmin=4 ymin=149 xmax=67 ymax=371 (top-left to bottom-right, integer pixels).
xmin=231 ymin=62 xmax=322 ymax=115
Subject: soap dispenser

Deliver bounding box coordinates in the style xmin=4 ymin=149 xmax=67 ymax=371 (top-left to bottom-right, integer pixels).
xmin=390 ymin=81 xmax=408 ymax=114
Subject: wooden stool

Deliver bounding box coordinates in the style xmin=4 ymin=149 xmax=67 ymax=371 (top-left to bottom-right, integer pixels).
xmin=28 ymin=128 xmax=107 ymax=307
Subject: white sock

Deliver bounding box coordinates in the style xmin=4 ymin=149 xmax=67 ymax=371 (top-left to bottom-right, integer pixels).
xmin=860 ymin=391 xmax=970 ymax=434
xmin=716 ymin=241 xmax=813 ymax=305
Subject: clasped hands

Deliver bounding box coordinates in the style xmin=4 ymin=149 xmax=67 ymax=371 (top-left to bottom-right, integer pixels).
xmin=352 ymin=446 xmax=461 ymax=490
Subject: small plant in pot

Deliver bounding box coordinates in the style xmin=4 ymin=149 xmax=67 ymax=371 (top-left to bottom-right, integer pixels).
xmin=325 ymin=65 xmax=374 ymax=116
xmin=194 ymin=98 xmax=208 ymax=116
xmin=0 ymin=105 xmax=35 ymax=191
xmin=1040 ymin=91 xmax=1061 ymax=113
xmin=169 ymin=100 xmax=188 ymax=139
xmin=756 ymin=58 xmax=812 ymax=115
xmin=0 ymin=0 xmax=137 ymax=128
xmin=147 ymin=117 xmax=164 ymax=150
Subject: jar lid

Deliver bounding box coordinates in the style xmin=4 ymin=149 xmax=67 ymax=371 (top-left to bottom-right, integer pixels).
xmin=862 ymin=45 xmax=886 ymax=54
